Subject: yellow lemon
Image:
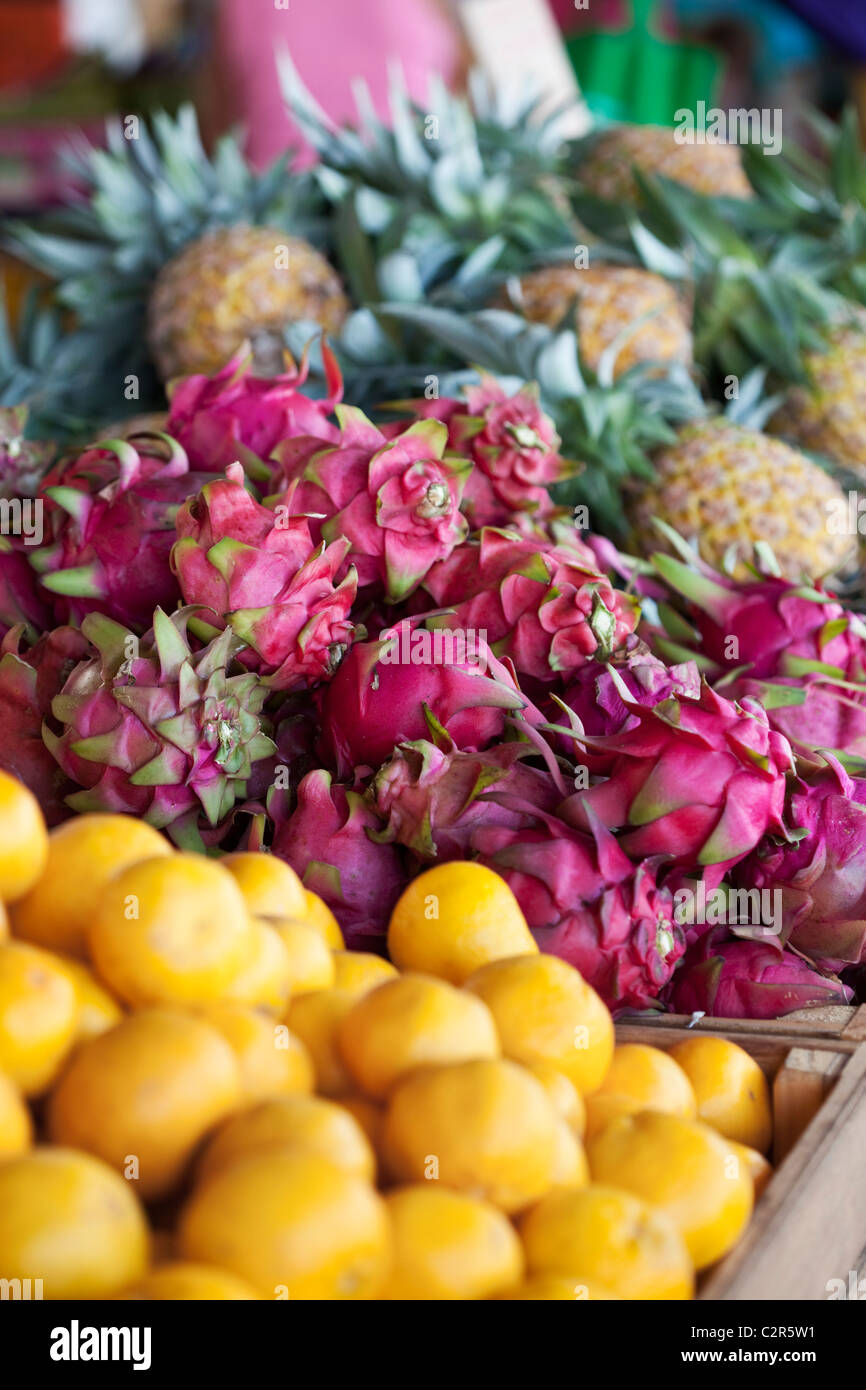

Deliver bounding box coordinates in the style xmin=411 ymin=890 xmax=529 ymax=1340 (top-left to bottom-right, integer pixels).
xmin=586 ymin=1110 xmax=754 ymax=1270
xmin=382 ymin=1057 xmax=561 ymax=1213
xmin=53 ymin=955 xmax=123 ymax=1043
xmin=0 ymin=1147 xmax=149 ymax=1299
xmin=48 ymin=1009 xmax=241 ymax=1200
xmin=9 ymin=814 xmax=169 ymax=956
xmin=0 ymin=1070 xmax=31 ymax=1156
xmin=198 ymin=1005 xmax=314 ymax=1103
xmin=303 ymin=890 xmax=344 ymax=947
xmin=331 ymin=950 xmax=398 ymax=995
xmin=338 ymin=972 xmax=500 ymax=1100
xmin=387 ymin=861 xmax=537 ymax=984
xmin=729 ymin=1141 xmax=773 ymax=1200
xmin=339 ymin=1095 xmax=384 ymax=1151
xmin=464 ymin=953 xmax=614 ymax=1095
xmin=286 ymin=987 xmax=357 ymax=1096
xmin=584 ymin=1042 xmax=697 ymax=1141
xmin=197 ymin=1092 xmax=376 ymax=1184
xmin=222 ymin=852 xmax=307 ymax=919
xmin=0 ymin=770 xmax=48 ymax=904
xmin=669 ymin=1036 xmax=773 ymax=1154
xmin=268 ymin=918 xmax=335 ymax=994
xmin=495 ymin=1274 xmax=621 ymax=1300
xmin=0 ymin=940 xmax=78 ymax=1094
xmin=116 ymin=1261 xmax=260 ymax=1300
xmin=223 ymin=918 xmax=294 ymax=1013
xmin=180 ymin=1152 xmax=390 ymax=1300
xmin=89 ymin=853 xmax=253 ymax=1008
xmin=380 ymin=1185 xmax=524 ymax=1300
xmin=519 ymin=1183 xmax=694 ymax=1299
xmin=551 ymin=1117 xmax=590 ymax=1189
xmin=528 ymin=1062 xmax=586 ymax=1137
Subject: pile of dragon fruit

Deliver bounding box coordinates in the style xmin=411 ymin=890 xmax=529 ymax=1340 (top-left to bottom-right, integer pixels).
xmin=2 ymin=347 xmax=864 ymax=1020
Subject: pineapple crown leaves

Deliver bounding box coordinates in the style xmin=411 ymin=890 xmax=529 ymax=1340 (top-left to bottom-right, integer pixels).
xmin=379 ymin=302 xmax=705 ymax=532
xmin=0 ymin=287 xmax=102 ymax=438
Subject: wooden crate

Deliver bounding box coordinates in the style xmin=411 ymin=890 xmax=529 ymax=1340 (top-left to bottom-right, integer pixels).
xmin=615 ymin=1005 xmax=866 ymax=1300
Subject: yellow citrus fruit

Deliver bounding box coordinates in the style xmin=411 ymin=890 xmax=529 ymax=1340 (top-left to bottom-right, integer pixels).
xmin=268 ymin=918 xmax=335 ymax=994
xmin=380 ymin=1185 xmax=524 ymax=1300
xmin=222 ymin=852 xmax=307 ymax=919
xmin=0 ymin=900 xmax=8 ymax=937
xmin=518 ymin=1183 xmax=694 ymax=1299
xmin=9 ymin=813 xmax=170 ymax=956
xmin=528 ymin=1062 xmax=586 ymax=1137
xmin=116 ymin=1261 xmax=260 ymax=1300
xmin=286 ymin=987 xmax=357 ymax=1096
xmin=495 ymin=1274 xmax=621 ymax=1300
xmin=338 ymin=972 xmax=500 ymax=1100
xmin=331 ymin=950 xmax=398 ymax=995
xmin=730 ymin=1141 xmax=773 ymax=1200
xmin=48 ymin=1008 xmax=241 ymax=1200
xmin=387 ymin=861 xmax=537 ymax=984
xmin=180 ymin=1152 xmax=391 ymax=1299
xmin=340 ymin=1095 xmax=384 ymax=1150
xmin=586 ymin=1110 xmax=754 ymax=1270
xmin=223 ymin=918 xmax=294 ymax=1013
xmin=54 ymin=955 xmax=123 ymax=1043
xmin=584 ymin=1043 xmax=696 ymax=1141
xmin=464 ymin=954 xmax=614 ymax=1096
xmin=550 ymin=1117 xmax=590 ymax=1189
xmin=0 ymin=1071 xmax=31 ymax=1156
xmin=669 ymin=1036 xmax=773 ymax=1153
xmin=0 ymin=941 xmax=78 ymax=1094
xmin=89 ymin=853 xmax=253 ymax=1008
xmin=198 ymin=1005 xmax=314 ymax=1103
xmin=0 ymin=770 xmax=48 ymax=904
xmin=0 ymin=1147 xmax=149 ymax=1299
xmin=197 ymin=1092 xmax=376 ymax=1184
xmin=303 ymin=890 xmax=343 ymax=947
xmin=382 ymin=1057 xmax=561 ymax=1213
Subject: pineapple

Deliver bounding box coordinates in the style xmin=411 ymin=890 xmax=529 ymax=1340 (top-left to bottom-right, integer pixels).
xmin=628 ymin=418 xmax=852 ymax=580
xmin=499 ymin=263 xmax=692 ymax=378
xmin=575 ymin=123 xmax=753 ymax=202
xmin=771 ymin=325 xmax=866 ymax=479
xmin=7 ymin=106 xmax=345 ymax=415
xmin=148 ymin=225 xmax=348 ymax=381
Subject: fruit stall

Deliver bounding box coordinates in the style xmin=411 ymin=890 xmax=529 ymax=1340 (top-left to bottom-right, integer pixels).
xmin=2 ymin=8 xmax=866 ymax=1311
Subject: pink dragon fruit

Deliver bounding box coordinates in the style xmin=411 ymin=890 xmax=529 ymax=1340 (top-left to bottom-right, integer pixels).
xmin=165 ymin=345 xmax=340 ymax=483
xmin=735 ymin=754 xmax=866 ymax=969
xmin=30 ymin=433 xmax=213 ymax=629
xmin=558 ymin=677 xmax=793 ymax=879
xmin=0 ymin=541 xmax=50 ymax=639
xmin=272 ymin=768 xmax=406 ymax=950
xmin=472 ymin=806 xmax=684 ymax=1011
xmin=419 ymin=528 xmax=638 ymax=687
xmin=665 ymin=925 xmax=853 ymax=1019
xmin=316 ymin=619 xmax=535 ymax=776
xmin=390 ymin=374 xmax=570 ymax=527
xmin=367 ymin=734 xmax=562 ymax=862
xmin=650 ymin=537 xmax=866 ymax=760
xmin=272 ymin=411 xmax=470 ymax=601
xmin=44 ymin=606 xmax=275 ymax=844
xmin=0 ymin=624 xmax=89 ymax=824
xmin=172 ymin=463 xmax=357 ymax=689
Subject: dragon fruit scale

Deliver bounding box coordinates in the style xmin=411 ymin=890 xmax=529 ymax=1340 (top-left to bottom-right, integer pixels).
xmin=473 ymin=807 xmax=684 ymax=1011
xmin=30 ymin=433 xmax=213 ymax=630
xmin=165 ymin=345 xmax=340 ymax=484
xmin=389 ymin=374 xmax=570 ymax=528
xmin=420 ymin=528 xmax=639 ymax=686
xmin=735 ymin=754 xmax=866 ymax=970
xmin=272 ymin=768 xmax=406 ymax=950
xmin=44 ymin=606 xmax=275 ymax=842
xmin=316 ymin=619 xmax=535 ymax=777
xmin=666 ymin=925 xmax=853 ymax=1019
xmin=272 ymin=410 xmax=470 ymax=602
xmin=0 ymin=624 xmax=89 ymax=824
xmin=172 ymin=463 xmax=357 ymax=690
xmin=558 ymin=677 xmax=793 ymax=879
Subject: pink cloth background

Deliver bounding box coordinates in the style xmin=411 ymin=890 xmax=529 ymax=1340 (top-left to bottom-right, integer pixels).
xmin=215 ymin=0 xmax=463 ymax=165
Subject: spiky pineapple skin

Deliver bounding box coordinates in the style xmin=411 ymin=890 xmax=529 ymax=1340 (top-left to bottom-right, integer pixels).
xmin=772 ymin=327 xmax=866 ymax=477
xmin=629 ymin=419 xmax=852 ymax=580
xmin=503 ymin=264 xmax=692 ymax=377
xmin=147 ymin=225 xmax=349 ymax=381
xmin=578 ymin=124 xmax=752 ymax=202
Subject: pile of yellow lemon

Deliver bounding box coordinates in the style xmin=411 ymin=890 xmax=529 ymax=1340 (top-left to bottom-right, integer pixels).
xmin=0 ymin=769 xmax=773 ymax=1300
